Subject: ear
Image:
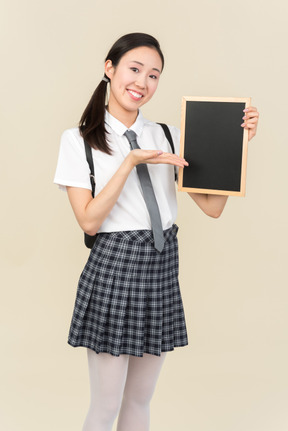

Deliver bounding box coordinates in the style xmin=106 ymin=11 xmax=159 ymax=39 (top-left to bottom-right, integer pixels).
xmin=104 ymin=60 xmax=114 ymax=80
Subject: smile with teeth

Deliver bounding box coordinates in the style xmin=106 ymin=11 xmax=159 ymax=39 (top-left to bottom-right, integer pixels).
xmin=127 ymin=90 xmax=143 ymax=100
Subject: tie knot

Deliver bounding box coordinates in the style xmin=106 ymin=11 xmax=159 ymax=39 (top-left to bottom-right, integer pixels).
xmin=124 ymin=129 xmax=137 ymax=140
xmin=124 ymin=130 xmax=138 ymax=150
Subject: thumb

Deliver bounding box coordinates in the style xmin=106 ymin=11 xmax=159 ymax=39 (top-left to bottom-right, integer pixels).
xmin=149 ymin=150 xmax=163 ymax=159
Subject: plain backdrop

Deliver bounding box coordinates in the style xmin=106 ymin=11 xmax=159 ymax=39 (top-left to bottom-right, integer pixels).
xmin=1 ymin=0 xmax=288 ymax=430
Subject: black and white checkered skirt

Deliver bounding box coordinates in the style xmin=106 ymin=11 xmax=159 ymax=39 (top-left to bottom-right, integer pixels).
xmin=68 ymin=224 xmax=188 ymax=357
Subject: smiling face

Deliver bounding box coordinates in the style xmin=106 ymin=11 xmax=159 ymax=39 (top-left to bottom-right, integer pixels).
xmin=105 ymin=46 xmax=163 ymax=127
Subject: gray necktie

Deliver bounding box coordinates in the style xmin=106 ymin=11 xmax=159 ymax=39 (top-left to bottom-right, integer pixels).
xmin=124 ymin=130 xmax=165 ymax=253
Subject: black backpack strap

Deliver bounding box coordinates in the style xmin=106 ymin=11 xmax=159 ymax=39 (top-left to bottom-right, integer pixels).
xmin=84 ymin=140 xmax=95 ymax=197
xmin=157 ymin=123 xmax=177 ymax=181
xmin=157 ymin=123 xmax=175 ymax=154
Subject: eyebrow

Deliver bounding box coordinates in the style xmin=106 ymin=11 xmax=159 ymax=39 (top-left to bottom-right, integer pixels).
xmin=130 ymin=61 xmax=161 ymax=74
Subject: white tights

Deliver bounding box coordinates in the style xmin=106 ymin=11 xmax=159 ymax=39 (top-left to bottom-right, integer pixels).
xmin=82 ymin=349 xmax=167 ymax=431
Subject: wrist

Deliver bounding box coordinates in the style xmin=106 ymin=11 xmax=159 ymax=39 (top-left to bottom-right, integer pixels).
xmin=124 ymin=152 xmax=136 ymax=170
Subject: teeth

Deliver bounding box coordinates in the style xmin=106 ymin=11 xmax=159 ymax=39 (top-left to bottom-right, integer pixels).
xmin=128 ymin=90 xmax=142 ymax=99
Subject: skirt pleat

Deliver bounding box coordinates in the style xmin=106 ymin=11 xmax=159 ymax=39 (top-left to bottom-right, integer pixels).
xmin=68 ymin=224 xmax=188 ymax=357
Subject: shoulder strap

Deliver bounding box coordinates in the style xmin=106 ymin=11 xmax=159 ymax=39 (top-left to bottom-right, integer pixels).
xmin=84 ymin=140 xmax=95 ymax=198
xmin=157 ymin=123 xmax=175 ymax=154
xmin=157 ymin=123 xmax=177 ymax=181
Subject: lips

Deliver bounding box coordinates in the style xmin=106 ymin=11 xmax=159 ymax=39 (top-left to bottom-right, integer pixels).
xmin=127 ymin=89 xmax=143 ymax=100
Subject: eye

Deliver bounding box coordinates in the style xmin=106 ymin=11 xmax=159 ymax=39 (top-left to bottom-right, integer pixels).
xmin=130 ymin=67 xmax=139 ymax=73
xmin=149 ymin=74 xmax=158 ymax=80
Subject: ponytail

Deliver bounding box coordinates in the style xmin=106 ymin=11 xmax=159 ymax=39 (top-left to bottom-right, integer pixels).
xmin=79 ymin=76 xmax=112 ymax=155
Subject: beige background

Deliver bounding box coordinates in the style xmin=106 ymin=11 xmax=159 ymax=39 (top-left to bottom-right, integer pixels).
xmin=1 ymin=0 xmax=287 ymax=430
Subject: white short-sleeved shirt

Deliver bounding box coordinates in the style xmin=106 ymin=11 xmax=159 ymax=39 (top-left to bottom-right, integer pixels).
xmin=54 ymin=110 xmax=180 ymax=233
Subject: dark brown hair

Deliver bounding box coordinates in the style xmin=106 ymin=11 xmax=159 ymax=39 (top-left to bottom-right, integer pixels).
xmin=79 ymin=33 xmax=164 ymax=154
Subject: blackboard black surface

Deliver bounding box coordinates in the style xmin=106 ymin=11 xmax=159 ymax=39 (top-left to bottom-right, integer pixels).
xmin=179 ymin=97 xmax=250 ymax=196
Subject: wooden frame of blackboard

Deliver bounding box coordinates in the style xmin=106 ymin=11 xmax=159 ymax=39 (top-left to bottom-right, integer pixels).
xmin=178 ymin=96 xmax=251 ymax=196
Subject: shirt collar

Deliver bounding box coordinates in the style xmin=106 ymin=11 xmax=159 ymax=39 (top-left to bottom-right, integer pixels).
xmin=105 ymin=110 xmax=145 ymax=137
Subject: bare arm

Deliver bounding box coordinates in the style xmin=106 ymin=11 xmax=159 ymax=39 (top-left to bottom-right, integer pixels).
xmin=67 ymin=149 xmax=188 ymax=236
xmin=188 ymin=193 xmax=228 ymax=218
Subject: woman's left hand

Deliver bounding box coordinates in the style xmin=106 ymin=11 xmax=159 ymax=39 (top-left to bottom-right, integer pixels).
xmin=241 ymin=106 xmax=259 ymax=141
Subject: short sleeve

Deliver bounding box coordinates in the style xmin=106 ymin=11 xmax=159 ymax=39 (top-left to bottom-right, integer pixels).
xmin=53 ymin=128 xmax=92 ymax=191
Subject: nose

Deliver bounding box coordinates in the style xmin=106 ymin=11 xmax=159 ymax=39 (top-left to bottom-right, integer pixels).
xmin=135 ymin=74 xmax=147 ymax=89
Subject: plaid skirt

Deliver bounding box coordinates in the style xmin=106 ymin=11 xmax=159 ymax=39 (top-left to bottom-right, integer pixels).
xmin=68 ymin=224 xmax=188 ymax=357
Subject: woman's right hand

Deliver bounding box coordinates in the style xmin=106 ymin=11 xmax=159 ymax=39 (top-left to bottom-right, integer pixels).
xmin=128 ymin=149 xmax=189 ymax=168
xmin=67 ymin=149 xmax=188 ymax=237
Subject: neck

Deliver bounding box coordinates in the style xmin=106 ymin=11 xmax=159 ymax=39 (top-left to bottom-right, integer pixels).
xmin=107 ymin=105 xmax=138 ymax=129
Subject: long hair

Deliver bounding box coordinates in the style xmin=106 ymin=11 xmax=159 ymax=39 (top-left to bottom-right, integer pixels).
xmin=79 ymin=33 xmax=164 ymax=154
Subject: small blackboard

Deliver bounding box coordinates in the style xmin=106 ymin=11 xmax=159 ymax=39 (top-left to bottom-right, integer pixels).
xmin=178 ymin=96 xmax=251 ymax=196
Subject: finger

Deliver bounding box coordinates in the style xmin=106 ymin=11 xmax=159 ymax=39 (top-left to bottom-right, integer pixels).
xmin=242 ymin=123 xmax=257 ymax=129
xmin=243 ymin=118 xmax=258 ymax=125
xmin=241 ymin=117 xmax=259 ymax=127
xmin=149 ymin=153 xmax=189 ymax=167
xmin=163 ymin=154 xmax=188 ymax=164
xmin=243 ymin=112 xmax=259 ymax=120
xmin=134 ymin=149 xmax=189 ymax=166
xmin=145 ymin=150 xmax=164 ymax=159
xmin=157 ymin=152 xmax=186 ymax=161
xmin=243 ymin=106 xmax=258 ymax=113
xmin=138 ymin=149 xmax=163 ymax=158
xmin=158 ymin=156 xmax=189 ymax=167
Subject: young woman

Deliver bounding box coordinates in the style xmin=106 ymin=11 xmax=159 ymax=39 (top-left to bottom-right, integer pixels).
xmin=54 ymin=33 xmax=259 ymax=431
